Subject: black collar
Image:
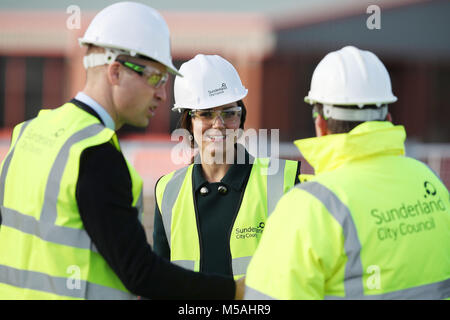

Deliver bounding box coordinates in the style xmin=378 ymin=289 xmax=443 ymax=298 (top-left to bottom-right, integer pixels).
xmin=193 ymin=144 xmax=253 ymax=193
xmin=70 ymin=98 xmax=105 ymax=126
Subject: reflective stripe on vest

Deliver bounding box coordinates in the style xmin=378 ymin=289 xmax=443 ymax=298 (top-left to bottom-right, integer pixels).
xmin=158 ymin=158 xmax=297 ymax=277
xmin=0 ymin=117 xmax=140 ymax=299
xmin=266 ymin=159 xmax=286 ymax=216
xmin=161 ymin=166 xmax=189 ymax=248
xmin=245 ymin=181 xmax=450 ymax=300
xmin=0 ymin=124 xmax=106 ymax=252
xmin=244 ymin=285 xmax=276 ymax=300
xmin=172 ymin=256 xmax=254 ymax=277
xmin=0 ymin=265 xmax=133 ymax=300
xmin=298 ymin=181 xmax=449 ymax=300
xmin=244 ymin=278 xmax=450 ymax=300
xmin=0 ymin=120 xmax=31 ymax=205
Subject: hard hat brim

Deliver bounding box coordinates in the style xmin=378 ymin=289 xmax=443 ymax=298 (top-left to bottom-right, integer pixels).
xmin=304 ymin=95 xmax=398 ymax=106
xmin=172 ymin=89 xmax=248 ymax=112
xmin=78 ymin=38 xmax=182 ymax=77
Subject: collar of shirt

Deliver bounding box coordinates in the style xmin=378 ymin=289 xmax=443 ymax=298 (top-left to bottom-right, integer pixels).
xmin=193 ymin=144 xmax=253 ymax=193
xmin=75 ymin=92 xmax=115 ymax=131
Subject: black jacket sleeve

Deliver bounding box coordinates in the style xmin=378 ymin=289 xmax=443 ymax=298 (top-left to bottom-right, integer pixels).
xmin=294 ymin=160 xmax=302 ymax=185
xmin=76 ymin=142 xmax=235 ymax=299
xmin=152 ymin=179 xmax=171 ymax=260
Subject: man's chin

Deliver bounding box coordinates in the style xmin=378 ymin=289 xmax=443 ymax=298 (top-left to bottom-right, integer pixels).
xmin=129 ymin=119 xmax=150 ymax=129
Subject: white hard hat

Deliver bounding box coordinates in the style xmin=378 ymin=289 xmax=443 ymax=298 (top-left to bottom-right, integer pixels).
xmin=79 ymin=1 xmax=180 ymax=76
xmin=305 ymin=46 xmax=397 ymax=107
xmin=172 ymin=54 xmax=248 ymax=111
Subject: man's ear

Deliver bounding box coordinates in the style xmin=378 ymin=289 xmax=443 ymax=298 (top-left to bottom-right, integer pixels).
xmin=386 ymin=112 xmax=393 ymax=123
xmin=107 ymin=62 xmax=121 ymax=85
xmin=314 ymin=114 xmax=329 ymax=137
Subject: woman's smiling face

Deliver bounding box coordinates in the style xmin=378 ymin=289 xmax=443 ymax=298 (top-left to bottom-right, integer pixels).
xmin=190 ymin=102 xmax=242 ymax=163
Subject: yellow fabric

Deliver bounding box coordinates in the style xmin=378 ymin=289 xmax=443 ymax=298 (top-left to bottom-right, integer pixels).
xmin=246 ymin=122 xmax=450 ymax=299
xmin=294 ymin=121 xmax=406 ymax=175
xmin=0 ymin=103 xmax=143 ymax=299
xmin=156 ymin=158 xmax=299 ymax=279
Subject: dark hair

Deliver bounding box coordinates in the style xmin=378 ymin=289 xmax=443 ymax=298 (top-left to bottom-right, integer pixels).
xmin=313 ymin=103 xmax=386 ymax=134
xmin=178 ymin=100 xmax=247 ymax=148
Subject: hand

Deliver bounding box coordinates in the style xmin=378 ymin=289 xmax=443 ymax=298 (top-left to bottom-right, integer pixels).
xmin=234 ymin=276 xmax=246 ymax=300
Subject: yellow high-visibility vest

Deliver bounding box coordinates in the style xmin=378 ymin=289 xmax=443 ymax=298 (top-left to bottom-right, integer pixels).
xmin=245 ymin=122 xmax=450 ymax=299
xmin=0 ymin=103 xmax=143 ymax=299
xmin=156 ymin=157 xmax=298 ymax=279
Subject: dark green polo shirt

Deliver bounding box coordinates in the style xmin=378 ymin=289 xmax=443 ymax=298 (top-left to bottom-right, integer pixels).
xmin=153 ymin=146 xmax=300 ymax=277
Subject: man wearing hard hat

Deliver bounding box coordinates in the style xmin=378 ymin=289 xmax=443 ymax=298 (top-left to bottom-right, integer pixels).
xmin=244 ymin=46 xmax=450 ymax=299
xmin=0 ymin=2 xmax=237 ymax=299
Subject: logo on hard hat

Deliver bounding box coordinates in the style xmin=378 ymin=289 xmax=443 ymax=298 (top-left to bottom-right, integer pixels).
xmin=208 ymin=83 xmax=227 ymax=97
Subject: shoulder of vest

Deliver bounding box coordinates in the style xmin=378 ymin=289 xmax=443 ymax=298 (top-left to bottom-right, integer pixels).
xmin=156 ymin=165 xmax=193 ymax=191
xmin=155 ymin=165 xmax=192 ymax=213
xmin=10 ymin=121 xmax=29 ymax=146
xmin=44 ymin=102 xmax=116 ymax=147
xmin=252 ymin=157 xmax=270 ymax=166
xmin=253 ymin=157 xmax=294 ymax=167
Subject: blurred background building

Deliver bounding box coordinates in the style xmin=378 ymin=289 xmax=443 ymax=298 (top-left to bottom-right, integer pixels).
xmin=1 ymin=0 xmax=449 ymax=239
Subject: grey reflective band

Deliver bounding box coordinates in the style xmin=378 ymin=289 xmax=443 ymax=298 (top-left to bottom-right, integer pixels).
xmin=298 ymin=181 xmax=364 ymax=298
xmin=245 ymin=278 xmax=450 ymax=300
xmin=0 ymin=120 xmax=31 ymax=205
xmin=1 ymin=206 xmax=95 ymax=250
xmin=160 ymin=166 xmax=189 ymax=247
xmin=297 ymin=181 xmax=450 ymax=300
xmin=325 ymin=278 xmax=450 ymax=300
xmin=0 ymin=264 xmax=135 ymax=300
xmin=267 ymin=159 xmax=286 ymax=216
xmin=172 ymin=256 xmax=252 ymax=276
xmin=244 ymin=286 xmax=275 ymax=300
xmin=172 ymin=260 xmax=195 ymax=271
xmin=40 ymin=124 xmax=105 ymax=224
xmin=232 ymin=256 xmax=252 ymax=276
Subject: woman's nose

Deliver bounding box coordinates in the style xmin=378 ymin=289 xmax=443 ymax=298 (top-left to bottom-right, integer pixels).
xmin=211 ymin=114 xmax=226 ymax=128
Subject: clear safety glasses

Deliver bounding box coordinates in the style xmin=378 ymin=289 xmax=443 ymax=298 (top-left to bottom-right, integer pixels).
xmin=116 ymin=59 xmax=169 ymax=88
xmin=189 ymin=107 xmax=242 ymax=124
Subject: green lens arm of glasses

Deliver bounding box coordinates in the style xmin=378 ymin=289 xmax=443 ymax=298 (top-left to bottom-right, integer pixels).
xmin=123 ymin=61 xmax=145 ymax=73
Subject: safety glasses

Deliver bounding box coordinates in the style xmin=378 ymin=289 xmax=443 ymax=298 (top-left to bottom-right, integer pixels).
xmin=312 ymin=105 xmax=328 ymax=120
xmin=116 ymin=59 xmax=168 ymax=88
xmin=189 ymin=107 xmax=242 ymax=123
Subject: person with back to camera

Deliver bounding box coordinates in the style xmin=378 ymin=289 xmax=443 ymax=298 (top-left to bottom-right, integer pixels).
xmin=244 ymin=46 xmax=450 ymax=300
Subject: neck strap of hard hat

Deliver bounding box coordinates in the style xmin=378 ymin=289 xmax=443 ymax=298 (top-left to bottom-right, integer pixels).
xmin=323 ymin=104 xmax=388 ymax=122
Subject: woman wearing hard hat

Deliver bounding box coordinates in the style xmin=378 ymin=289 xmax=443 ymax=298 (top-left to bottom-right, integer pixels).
xmin=153 ymin=54 xmax=301 ymax=280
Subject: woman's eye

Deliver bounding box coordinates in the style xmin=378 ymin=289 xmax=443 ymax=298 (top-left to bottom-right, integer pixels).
xmin=199 ymin=111 xmax=214 ymax=118
xmin=222 ymin=112 xmax=234 ymax=119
